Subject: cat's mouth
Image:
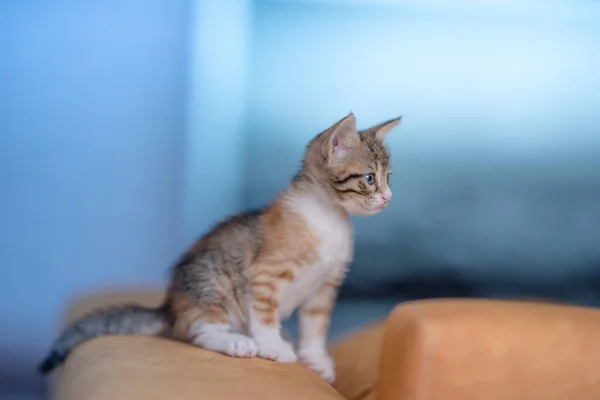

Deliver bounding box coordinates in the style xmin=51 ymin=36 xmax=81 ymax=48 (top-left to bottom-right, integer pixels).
xmin=344 ymin=200 xmax=387 ymax=215
xmin=370 ymin=202 xmax=388 ymax=210
xmin=361 ymin=203 xmax=386 ymax=215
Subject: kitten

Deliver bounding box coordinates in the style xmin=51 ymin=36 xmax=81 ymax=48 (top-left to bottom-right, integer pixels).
xmin=38 ymin=112 xmax=401 ymax=383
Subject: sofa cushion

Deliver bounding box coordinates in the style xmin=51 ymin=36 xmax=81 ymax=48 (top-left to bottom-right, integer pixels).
xmin=379 ymin=299 xmax=600 ymax=400
xmin=55 ymin=335 xmax=344 ymax=400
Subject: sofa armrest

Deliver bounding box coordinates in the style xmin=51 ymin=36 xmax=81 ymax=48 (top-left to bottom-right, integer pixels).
xmin=378 ymin=299 xmax=600 ymax=400
xmin=55 ymin=336 xmax=344 ymax=400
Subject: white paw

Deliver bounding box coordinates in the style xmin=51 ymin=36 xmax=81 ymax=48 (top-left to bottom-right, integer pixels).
xmin=255 ymin=338 xmax=298 ymax=363
xmin=299 ymin=351 xmax=335 ymax=383
xmin=192 ymin=330 xmax=258 ymax=359
xmin=224 ymin=336 xmax=258 ymax=358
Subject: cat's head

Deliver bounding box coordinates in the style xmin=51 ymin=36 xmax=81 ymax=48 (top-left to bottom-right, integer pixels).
xmin=303 ymin=113 xmax=402 ymax=215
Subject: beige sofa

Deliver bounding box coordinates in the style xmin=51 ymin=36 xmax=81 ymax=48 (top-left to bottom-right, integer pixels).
xmin=52 ymin=291 xmax=600 ymax=400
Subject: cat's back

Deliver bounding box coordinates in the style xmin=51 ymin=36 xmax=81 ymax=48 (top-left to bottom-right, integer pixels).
xmin=174 ymin=209 xmax=265 ymax=271
xmin=205 ymin=209 xmax=264 ymax=247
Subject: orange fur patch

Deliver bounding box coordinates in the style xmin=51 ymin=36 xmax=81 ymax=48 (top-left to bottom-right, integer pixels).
xmin=170 ymin=292 xmax=228 ymax=340
xmin=301 ymin=307 xmax=331 ymax=317
xmin=252 ymin=285 xmax=280 ymax=326
xmin=251 ymin=280 xmax=277 ymax=292
xmin=255 ymin=200 xmax=319 ymax=268
xmin=275 ymin=270 xmax=295 ymax=280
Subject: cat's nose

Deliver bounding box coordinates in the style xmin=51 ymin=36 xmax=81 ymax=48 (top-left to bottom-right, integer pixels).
xmin=382 ymin=192 xmax=392 ymax=203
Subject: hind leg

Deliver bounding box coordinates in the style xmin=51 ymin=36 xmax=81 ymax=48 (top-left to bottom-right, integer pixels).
xmin=172 ymin=295 xmax=257 ymax=358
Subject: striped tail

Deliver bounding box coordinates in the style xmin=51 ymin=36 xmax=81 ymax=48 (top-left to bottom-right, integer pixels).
xmin=38 ymin=304 xmax=170 ymax=374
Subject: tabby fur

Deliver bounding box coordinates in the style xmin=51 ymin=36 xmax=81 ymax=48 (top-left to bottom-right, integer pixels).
xmin=39 ymin=113 xmax=401 ymax=383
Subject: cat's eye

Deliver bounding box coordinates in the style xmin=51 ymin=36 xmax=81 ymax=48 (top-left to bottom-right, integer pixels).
xmin=365 ymin=173 xmax=375 ymax=185
xmin=387 ymin=172 xmax=392 ymax=184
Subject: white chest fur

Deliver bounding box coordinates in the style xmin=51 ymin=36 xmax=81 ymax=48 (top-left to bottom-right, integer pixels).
xmin=278 ymin=193 xmax=354 ymax=319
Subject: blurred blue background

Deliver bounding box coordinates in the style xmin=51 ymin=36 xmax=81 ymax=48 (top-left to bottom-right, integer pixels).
xmin=1 ymin=0 xmax=599 ymax=398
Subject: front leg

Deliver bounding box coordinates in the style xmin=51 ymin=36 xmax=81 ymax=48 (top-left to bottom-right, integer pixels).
xmin=298 ymin=279 xmax=340 ymax=383
xmin=248 ymin=265 xmax=297 ymax=363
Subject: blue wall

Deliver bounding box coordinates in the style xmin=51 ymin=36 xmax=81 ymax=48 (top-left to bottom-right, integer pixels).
xmin=245 ymin=1 xmax=600 ymax=286
xmin=183 ymin=0 xmax=251 ymax=244
xmin=0 ymin=0 xmax=189 ymax=381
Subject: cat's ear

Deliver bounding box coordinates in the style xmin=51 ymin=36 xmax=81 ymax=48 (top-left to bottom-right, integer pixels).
xmin=361 ymin=116 xmax=402 ymax=141
xmin=324 ymin=112 xmax=360 ymax=162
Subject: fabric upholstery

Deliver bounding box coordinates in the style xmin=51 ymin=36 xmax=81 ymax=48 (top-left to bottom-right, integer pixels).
xmin=378 ymin=299 xmax=600 ymax=400
xmin=56 ymin=289 xmax=342 ymax=400
xmin=55 ymin=335 xmax=343 ymax=400
xmin=330 ymin=323 xmax=384 ymax=400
